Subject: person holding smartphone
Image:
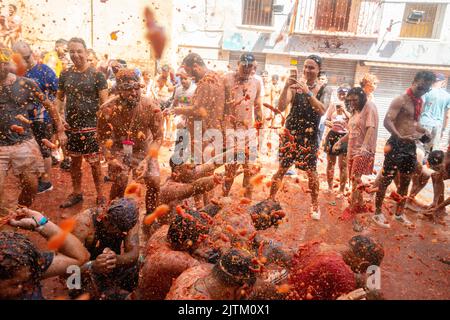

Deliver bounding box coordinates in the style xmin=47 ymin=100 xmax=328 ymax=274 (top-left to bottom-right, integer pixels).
xmin=269 ymin=55 xmax=329 ymax=221
xmin=324 ymin=84 xmax=352 ymax=196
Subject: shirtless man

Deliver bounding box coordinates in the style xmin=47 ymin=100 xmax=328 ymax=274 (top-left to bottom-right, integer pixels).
xmin=222 ymin=53 xmax=263 ymax=199
xmin=166 ymin=248 xmax=257 ymax=300
xmin=172 ymin=53 xmax=226 ymax=206
xmin=97 ymin=69 xmax=163 ymax=218
xmin=174 ymin=53 xmax=225 ymax=161
xmin=373 ymin=71 xmax=435 ymax=228
xmin=132 ymin=210 xmax=209 ymax=300
xmin=71 ymin=197 xmax=140 ymax=299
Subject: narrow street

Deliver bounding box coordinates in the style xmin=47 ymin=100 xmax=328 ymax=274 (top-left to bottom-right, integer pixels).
xmin=2 ymin=140 xmax=448 ymax=300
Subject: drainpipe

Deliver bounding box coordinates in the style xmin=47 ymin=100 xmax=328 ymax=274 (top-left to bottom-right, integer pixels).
xmin=90 ymin=0 xmax=94 ymax=48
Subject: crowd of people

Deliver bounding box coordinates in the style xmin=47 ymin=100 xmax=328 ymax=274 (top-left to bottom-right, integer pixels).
xmin=0 ymin=28 xmax=449 ymax=300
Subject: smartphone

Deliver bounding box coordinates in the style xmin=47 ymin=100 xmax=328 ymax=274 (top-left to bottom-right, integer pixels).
xmin=289 ymin=69 xmax=298 ymax=81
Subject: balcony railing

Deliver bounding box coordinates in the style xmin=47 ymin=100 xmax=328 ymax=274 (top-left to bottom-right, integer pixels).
xmin=242 ymin=0 xmax=274 ymax=27
xmin=295 ymin=0 xmax=382 ymax=36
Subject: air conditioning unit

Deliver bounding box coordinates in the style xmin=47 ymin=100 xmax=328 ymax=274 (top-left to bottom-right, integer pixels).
xmin=406 ymin=10 xmax=425 ymax=24
xmin=273 ymin=5 xmax=284 ymax=13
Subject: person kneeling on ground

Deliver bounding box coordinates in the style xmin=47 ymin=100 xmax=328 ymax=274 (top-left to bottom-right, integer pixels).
xmin=249 ymin=235 xmax=384 ymax=300
xmin=71 ymin=197 xmax=140 ymax=299
xmin=132 ymin=210 xmax=210 ymax=300
xmin=166 ymin=248 xmax=258 ymax=300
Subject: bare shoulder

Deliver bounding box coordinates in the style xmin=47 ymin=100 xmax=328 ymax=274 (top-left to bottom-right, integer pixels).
xmin=390 ymin=95 xmax=406 ymax=109
xmin=141 ymin=95 xmax=159 ymax=110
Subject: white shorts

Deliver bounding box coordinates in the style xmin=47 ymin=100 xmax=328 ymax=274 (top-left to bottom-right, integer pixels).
xmin=0 ymin=139 xmax=45 ymax=176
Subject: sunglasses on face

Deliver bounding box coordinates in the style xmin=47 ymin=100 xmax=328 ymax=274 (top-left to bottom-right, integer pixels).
xmin=117 ymin=83 xmax=140 ymax=90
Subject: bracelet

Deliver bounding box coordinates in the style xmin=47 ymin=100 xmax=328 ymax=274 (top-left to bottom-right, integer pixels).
xmin=34 ymin=216 xmax=49 ymax=231
xmin=306 ymin=91 xmax=314 ymax=98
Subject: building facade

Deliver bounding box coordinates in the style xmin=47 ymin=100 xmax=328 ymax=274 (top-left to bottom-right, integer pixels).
xmin=173 ymin=0 xmax=450 ymax=142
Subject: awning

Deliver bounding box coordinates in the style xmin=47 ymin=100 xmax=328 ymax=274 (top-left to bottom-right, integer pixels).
xmin=364 ymin=61 xmax=450 ymax=71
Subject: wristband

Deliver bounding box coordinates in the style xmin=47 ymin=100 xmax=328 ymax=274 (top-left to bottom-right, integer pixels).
xmin=35 ymin=216 xmax=48 ymax=231
xmin=306 ymin=91 xmax=314 ymax=98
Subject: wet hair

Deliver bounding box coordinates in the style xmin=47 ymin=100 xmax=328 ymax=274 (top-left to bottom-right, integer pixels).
xmin=116 ymin=68 xmax=139 ymax=83
xmin=347 ymin=87 xmax=367 ymax=111
xmin=213 ymin=248 xmax=257 ymax=287
xmin=68 ymin=37 xmax=87 ymax=49
xmin=414 ymin=71 xmax=436 ymax=84
xmin=249 ymin=200 xmax=284 ymax=230
xmin=199 ymin=204 xmax=221 ymax=217
xmin=87 ymin=49 xmax=98 ymax=59
xmin=306 ymin=54 xmax=322 ymax=70
xmin=106 ymin=198 xmax=139 ymax=232
xmin=0 ymin=232 xmax=42 ymax=284
xmin=167 ymin=210 xmax=208 ymax=251
xmin=348 ymin=236 xmax=384 ymax=273
xmin=116 ymin=59 xmax=127 ymax=67
xmin=428 ymin=150 xmax=445 ymax=166
xmin=182 ymin=53 xmax=205 ymax=68
xmin=55 ymin=39 xmax=68 ymax=46
xmin=359 ymin=73 xmax=378 ymax=88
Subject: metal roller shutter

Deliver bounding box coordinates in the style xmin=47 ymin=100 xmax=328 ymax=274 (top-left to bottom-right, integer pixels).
xmin=228 ymin=52 xmax=267 ymax=75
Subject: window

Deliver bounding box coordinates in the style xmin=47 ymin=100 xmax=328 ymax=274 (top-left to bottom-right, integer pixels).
xmin=315 ymin=0 xmax=352 ymax=32
xmin=242 ymin=0 xmax=274 ymax=26
xmin=400 ymin=3 xmax=443 ymax=39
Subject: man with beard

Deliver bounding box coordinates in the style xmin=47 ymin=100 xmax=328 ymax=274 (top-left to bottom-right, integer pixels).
xmin=166 ymin=248 xmax=258 ymax=300
xmin=97 ymin=69 xmax=163 ymax=219
xmin=57 ymin=38 xmax=109 ymax=208
xmin=0 ymin=46 xmax=66 ymax=210
xmin=222 ymin=53 xmax=263 ymax=199
xmin=374 ymin=71 xmax=435 ymax=228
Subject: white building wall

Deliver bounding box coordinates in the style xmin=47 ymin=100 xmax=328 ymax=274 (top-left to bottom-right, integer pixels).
xmin=12 ymin=0 xmax=175 ymax=71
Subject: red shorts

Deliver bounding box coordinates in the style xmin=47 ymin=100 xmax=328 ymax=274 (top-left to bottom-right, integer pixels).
xmin=348 ymin=153 xmax=374 ymax=176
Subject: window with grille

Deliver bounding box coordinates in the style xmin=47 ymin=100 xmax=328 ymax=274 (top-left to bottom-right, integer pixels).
xmin=242 ymin=0 xmax=274 ymax=27
xmin=400 ymin=3 xmax=442 ymax=39
xmin=315 ymin=0 xmax=352 ymax=32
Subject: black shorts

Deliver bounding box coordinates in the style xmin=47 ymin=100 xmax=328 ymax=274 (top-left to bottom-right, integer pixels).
xmin=382 ymin=136 xmax=417 ymax=176
xmin=67 ymin=130 xmax=99 ymax=155
xmin=324 ymin=130 xmax=347 ymax=156
xmin=31 ymin=121 xmax=54 ymax=158
xmin=279 ymin=132 xmax=318 ymax=171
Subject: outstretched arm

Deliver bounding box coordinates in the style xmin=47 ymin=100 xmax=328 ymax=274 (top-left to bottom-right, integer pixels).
xmin=9 ymin=208 xmax=90 ymax=278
